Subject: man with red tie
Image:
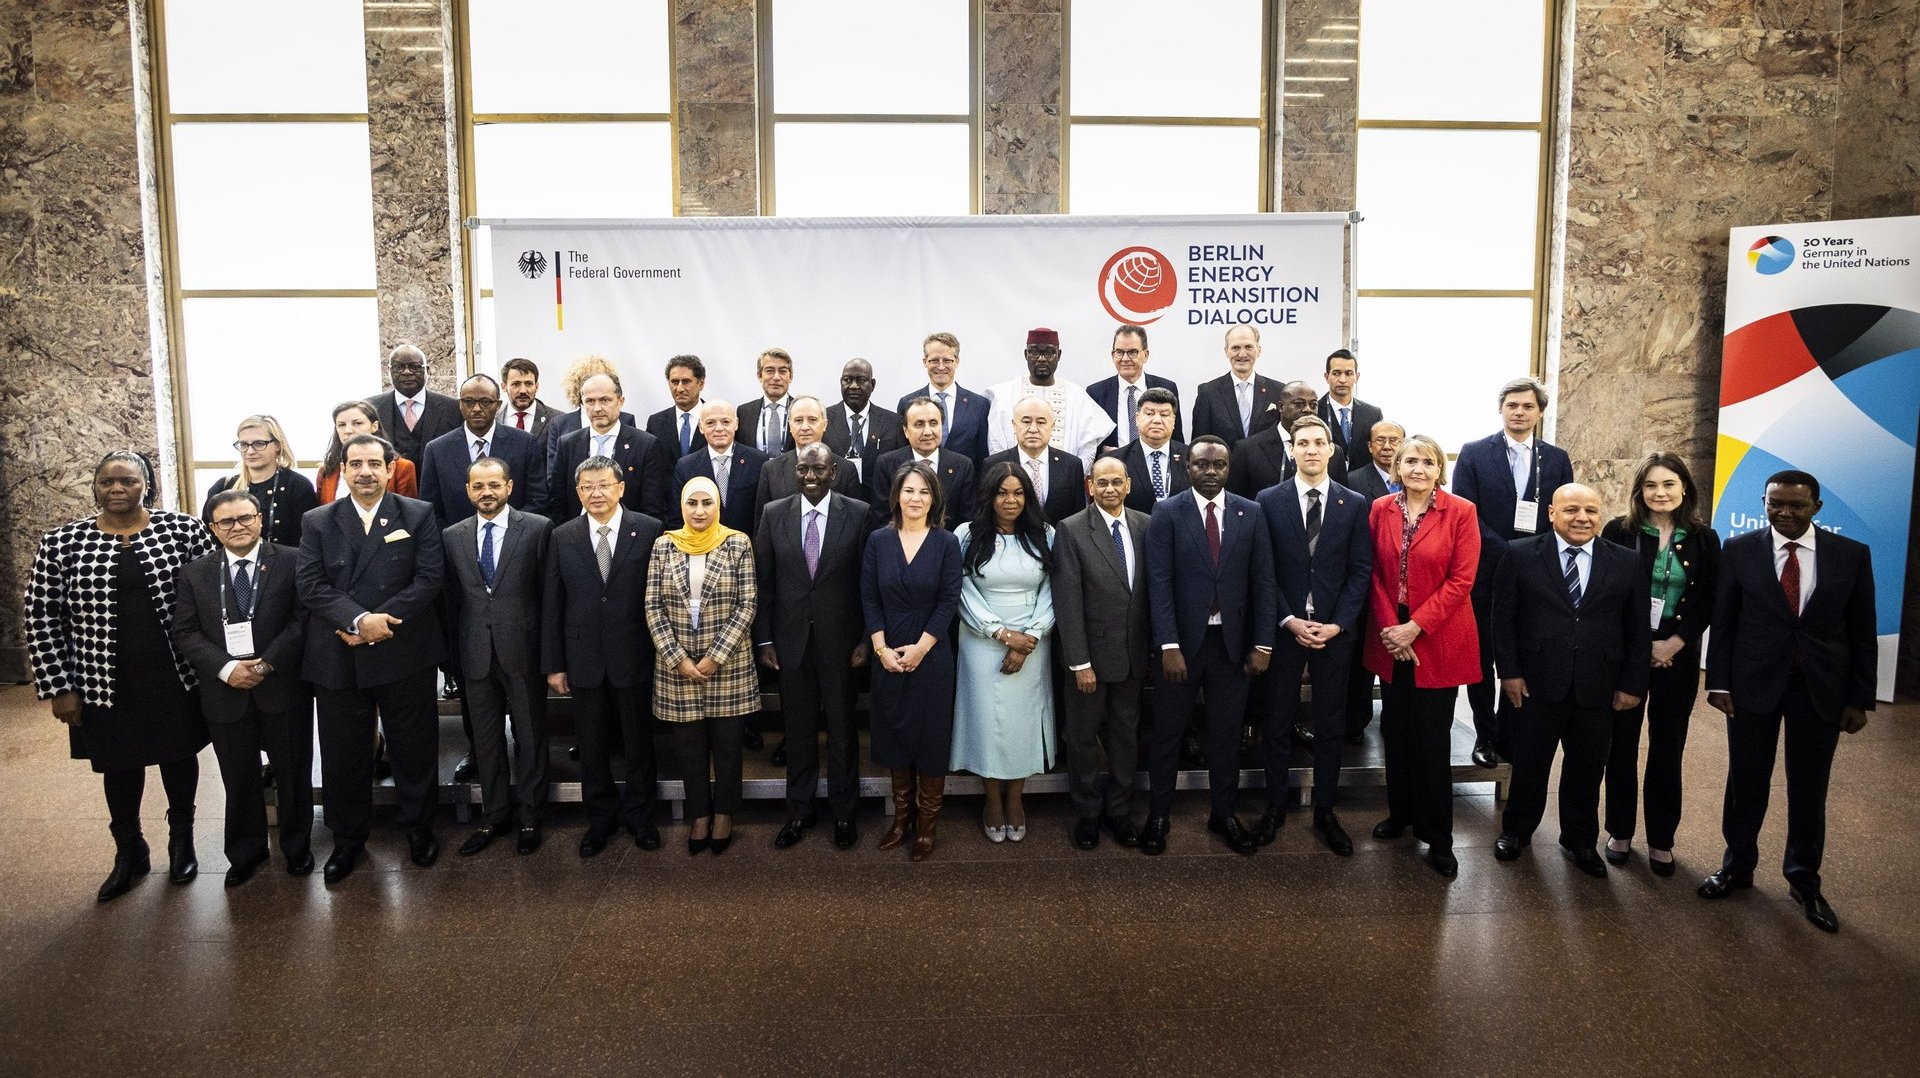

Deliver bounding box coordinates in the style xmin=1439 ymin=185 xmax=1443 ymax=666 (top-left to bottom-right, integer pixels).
xmin=501 ymin=357 xmax=559 ymax=442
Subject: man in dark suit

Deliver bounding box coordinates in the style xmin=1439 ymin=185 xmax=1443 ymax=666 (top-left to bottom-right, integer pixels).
xmin=1189 ymin=326 xmax=1284 ymax=451
xmin=737 ymin=347 xmax=797 ymax=456
xmin=1343 ymin=419 xmax=1403 ymax=503
xmin=871 ymin=395 xmax=977 ymax=529
xmin=172 ymin=491 xmax=312 ymax=885
xmin=897 ymin=331 xmax=991 ymax=466
xmin=295 ymin=434 xmax=446 ymax=884
xmin=1103 ymin=387 xmax=1190 ymax=515
xmin=368 ymin=343 xmax=460 ymax=470
xmin=672 ymin=400 xmax=767 ymax=534
xmin=646 ymin=354 xmax=708 ymax=461
xmin=1315 ymin=349 xmax=1383 ymax=468
xmin=444 ymin=459 xmax=552 ymax=857
xmin=1254 ymin=416 xmax=1373 ymax=856
xmin=754 ymin=396 xmax=862 ymax=521
xmin=1452 ymin=376 xmax=1575 ymax=768
xmin=824 ymin=357 xmax=903 ymax=502
xmin=754 ymin=445 xmax=870 ymax=850
xmin=1490 ymin=483 xmax=1650 ymax=877
xmin=1088 ymin=324 xmax=1184 ymax=452
xmin=543 ymin=456 xmax=666 ymax=857
xmin=501 ymin=357 xmax=559 ymax=443
xmin=1699 ymin=471 xmax=1876 ymax=933
xmin=1226 ymin=381 xmax=1350 ymax=498
xmin=1141 ymin=436 xmax=1276 ymax=856
xmin=419 ymin=374 xmax=548 ymax=525
xmin=551 ymin=372 xmax=670 ymax=521
xmin=982 ymin=397 xmax=1087 ymax=525
xmin=1054 ymin=456 xmax=1151 ymax=850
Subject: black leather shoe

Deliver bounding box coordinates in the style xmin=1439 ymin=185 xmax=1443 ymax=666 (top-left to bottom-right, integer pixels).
xmin=1251 ymin=806 xmax=1285 ymax=847
xmin=97 ymin=843 xmax=151 ymax=903
xmin=1073 ymin=817 xmax=1100 ymax=850
xmin=1493 ymin=833 xmax=1528 ymax=861
xmin=1429 ymin=847 xmax=1459 ymax=878
xmin=224 ymin=853 xmax=268 ymax=888
xmin=1104 ymin=816 xmax=1139 ymax=847
xmin=1563 ymin=843 xmax=1609 ymax=878
xmin=452 ymin=755 xmax=477 ymax=783
xmin=1790 ymin=887 xmax=1839 ymax=933
xmin=579 ymin=829 xmax=613 ymax=859
xmin=1290 ymin=722 xmax=1315 ymax=748
xmin=1604 ymin=842 xmax=1631 ymax=865
xmin=458 ymin=826 xmax=498 ymax=857
xmin=442 ymin=672 xmax=461 ymax=699
xmin=167 ymin=832 xmax=198 ymax=884
xmin=631 ymin=822 xmax=662 ymax=851
xmin=322 ymin=844 xmax=362 ymax=885
xmin=832 ymin=819 xmax=858 ymax=849
xmin=1140 ymin=815 xmax=1170 ymax=856
xmin=286 ymin=850 xmax=315 ymax=877
xmin=1649 ymin=853 xmax=1676 ymax=877
xmin=742 ymin=728 xmax=765 ymax=752
xmin=407 ymin=829 xmax=441 ymax=868
xmin=1696 ymin=867 xmax=1754 ymax=899
xmin=1312 ymin=813 xmax=1354 ymax=857
xmin=774 ymin=820 xmax=808 ymax=849
xmin=770 ymin=740 xmax=788 ymax=766
xmin=1471 ymin=738 xmax=1498 ymax=769
xmin=1372 ymin=817 xmax=1409 ymax=840
xmin=515 ymin=826 xmax=541 ymax=855
xmin=1208 ymin=814 xmax=1258 ymax=856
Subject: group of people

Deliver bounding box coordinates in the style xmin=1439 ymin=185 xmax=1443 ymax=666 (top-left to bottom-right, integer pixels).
xmin=24 ymin=326 xmax=1878 ymax=935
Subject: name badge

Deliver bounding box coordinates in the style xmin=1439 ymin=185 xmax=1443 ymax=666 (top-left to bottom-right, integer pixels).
xmin=1513 ymin=499 xmax=1539 ymax=534
xmin=224 ymin=620 xmax=257 ymax=658
xmin=1648 ymin=596 xmax=1666 ymax=631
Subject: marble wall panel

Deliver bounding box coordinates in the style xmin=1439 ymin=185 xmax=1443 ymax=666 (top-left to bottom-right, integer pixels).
xmin=981 ymin=11 xmax=1060 ymax=214
xmin=27 ymin=7 xmax=123 ymax=103
xmin=0 ymin=12 xmax=31 ymax=101
xmin=674 ymin=0 xmax=755 ymax=104
xmin=1278 ymin=0 xmax=1358 ymax=214
xmin=673 ymin=0 xmax=756 ymax=216
xmin=983 ymin=12 xmax=1060 ymax=106
xmin=1833 ymin=0 xmax=1920 ymax=220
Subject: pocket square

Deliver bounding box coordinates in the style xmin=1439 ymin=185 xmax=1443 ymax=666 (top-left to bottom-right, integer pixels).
xmin=384 ymin=529 xmax=411 ymax=543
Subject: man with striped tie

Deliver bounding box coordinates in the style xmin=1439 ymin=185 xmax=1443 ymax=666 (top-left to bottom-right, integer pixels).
xmin=1103 ymin=387 xmax=1190 ymax=515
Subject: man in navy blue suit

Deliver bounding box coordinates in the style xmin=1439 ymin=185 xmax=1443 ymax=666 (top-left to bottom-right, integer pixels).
xmin=671 ymin=400 xmax=767 ymax=534
xmin=551 ymin=372 xmax=670 ymax=522
xmin=1088 ymin=324 xmax=1183 ymax=453
xmin=1254 ymin=415 xmax=1372 ymax=856
xmin=1450 ymin=376 xmax=1573 ymax=768
xmin=1141 ymin=436 xmax=1276 ymax=857
xmin=419 ymin=374 xmax=547 ymax=525
xmin=896 ymin=331 xmax=990 ymax=466
xmin=1698 ymin=471 xmax=1875 ymax=933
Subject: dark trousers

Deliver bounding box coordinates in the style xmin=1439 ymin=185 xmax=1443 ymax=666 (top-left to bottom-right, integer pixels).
xmin=1465 ymin=584 xmax=1512 ymax=749
xmin=1264 ymin=633 xmax=1353 ymax=813
xmin=464 ymin=659 xmax=548 ymax=828
xmin=1502 ymin=695 xmax=1613 ymax=849
xmin=103 ymin=759 xmax=199 ymax=849
xmin=1062 ymin=673 xmax=1142 ymax=819
xmin=1721 ymin=670 xmax=1841 ymax=894
xmin=1345 ymin=608 xmax=1377 ymax=737
xmin=1604 ymin=652 xmax=1696 ymax=849
xmin=316 ymin=667 xmax=439 ymax=844
xmin=208 ymin=701 xmax=313 ymax=865
xmin=1149 ymin=627 xmax=1249 ymax=819
xmin=673 ymin=714 xmax=744 ymax=819
xmin=1381 ymin=654 xmax=1456 ymax=851
xmin=781 ymin=640 xmax=859 ymax=821
xmin=572 ymin=681 xmax=657 ymax=835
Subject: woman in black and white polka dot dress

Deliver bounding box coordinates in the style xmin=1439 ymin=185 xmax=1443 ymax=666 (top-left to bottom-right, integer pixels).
xmin=25 ymin=451 xmax=217 ymax=902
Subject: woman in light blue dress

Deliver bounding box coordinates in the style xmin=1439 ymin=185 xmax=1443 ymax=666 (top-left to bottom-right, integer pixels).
xmin=951 ymin=461 xmax=1056 ymax=843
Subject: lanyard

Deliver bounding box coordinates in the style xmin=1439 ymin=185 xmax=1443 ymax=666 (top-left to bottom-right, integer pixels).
xmin=217 ymin=552 xmax=261 ymax=624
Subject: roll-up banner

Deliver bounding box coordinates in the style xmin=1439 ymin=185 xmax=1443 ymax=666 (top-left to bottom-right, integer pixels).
xmin=482 ymin=214 xmax=1351 ymax=408
xmin=1715 ymin=215 xmax=1920 ymax=700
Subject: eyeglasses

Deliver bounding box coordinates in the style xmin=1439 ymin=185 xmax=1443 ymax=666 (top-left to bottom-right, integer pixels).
xmin=1111 ymin=348 xmax=1144 ymax=360
xmin=458 ymin=398 xmax=501 ymax=408
xmin=211 ymin=513 xmax=260 ymax=531
xmin=576 ymin=483 xmax=620 ymax=496
xmin=233 ymin=439 xmax=276 ymax=452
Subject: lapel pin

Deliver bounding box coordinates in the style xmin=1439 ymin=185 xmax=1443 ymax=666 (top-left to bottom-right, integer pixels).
xmin=378 ymin=518 xmax=389 ymax=527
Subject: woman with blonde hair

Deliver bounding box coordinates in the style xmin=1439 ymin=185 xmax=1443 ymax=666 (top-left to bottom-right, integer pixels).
xmin=200 ymin=414 xmax=317 ymax=547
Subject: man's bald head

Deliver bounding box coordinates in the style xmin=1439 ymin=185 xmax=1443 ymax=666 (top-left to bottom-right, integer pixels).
xmin=1549 ymin=482 xmax=1603 ymax=544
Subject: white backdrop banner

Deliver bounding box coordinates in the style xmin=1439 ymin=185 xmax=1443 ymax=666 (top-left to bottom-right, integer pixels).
xmin=483 ymin=213 xmax=1350 ymax=409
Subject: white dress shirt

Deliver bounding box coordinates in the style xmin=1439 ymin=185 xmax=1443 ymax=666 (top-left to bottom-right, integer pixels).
xmin=1554 ymin=532 xmax=1594 ymax=597
xmin=474 ymin=507 xmax=509 ymax=558
xmin=218 ymin=545 xmax=263 ymax=681
xmin=586 ymin=509 xmax=622 ymax=557
xmin=1773 ymin=526 xmax=1816 ymax=609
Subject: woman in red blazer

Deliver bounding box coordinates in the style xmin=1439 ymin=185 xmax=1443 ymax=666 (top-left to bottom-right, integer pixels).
xmin=1364 ymin=433 xmax=1481 ymax=878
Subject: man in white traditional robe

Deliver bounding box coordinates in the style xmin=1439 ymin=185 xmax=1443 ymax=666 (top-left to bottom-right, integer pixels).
xmin=985 ymin=327 xmax=1114 ymax=469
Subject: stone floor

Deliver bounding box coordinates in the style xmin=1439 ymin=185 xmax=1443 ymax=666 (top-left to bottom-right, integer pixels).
xmin=1 ymin=682 xmax=1915 ymax=1077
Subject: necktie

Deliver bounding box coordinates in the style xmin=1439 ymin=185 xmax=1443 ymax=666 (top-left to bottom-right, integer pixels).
xmin=1111 ymin=519 xmax=1128 ymax=586
xmin=403 ymin=399 xmax=418 ymax=431
xmin=850 ymin=413 xmax=865 ymax=459
xmin=1236 ymin=381 xmax=1252 ymax=435
xmin=1305 ymin=488 xmax=1322 ymax=556
xmin=679 ymin=412 xmax=692 ymax=456
xmin=595 ymin=433 xmax=610 ymax=458
xmin=714 ymin=454 xmax=730 ymax=504
xmin=1150 ymin=450 xmax=1166 ymax=499
xmin=935 ymin=391 xmax=950 ymax=442
xmin=1339 ymin=406 xmax=1351 ymax=444
xmin=1781 ymin=541 xmax=1801 ymax=616
xmin=472 ymin=438 xmax=487 ymax=463
xmin=1205 ymin=501 xmax=1221 ymax=617
xmin=1125 ymin=384 xmax=1138 ymax=445
xmin=515 ymin=410 xmax=527 ymax=430
xmin=480 ymin=521 xmax=497 ymax=589
xmin=803 ymin=509 xmax=821 ymax=579
xmin=1388 ymin=480 xmax=1402 ymax=494
xmin=595 ymin=525 xmax=613 ymax=582
xmin=1511 ymin=442 xmax=1531 ymax=499
xmin=1564 ymin=547 xmax=1583 ymax=608
xmin=1026 ymin=456 xmax=1045 ymax=503
xmin=232 ymin=560 xmax=253 ymax=617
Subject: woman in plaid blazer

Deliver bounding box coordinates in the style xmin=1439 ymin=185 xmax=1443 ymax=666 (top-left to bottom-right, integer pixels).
xmin=646 ymin=477 xmax=759 ymax=854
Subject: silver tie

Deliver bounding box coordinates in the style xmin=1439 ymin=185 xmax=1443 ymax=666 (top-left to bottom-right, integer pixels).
xmin=595 ymin=524 xmax=612 ymax=582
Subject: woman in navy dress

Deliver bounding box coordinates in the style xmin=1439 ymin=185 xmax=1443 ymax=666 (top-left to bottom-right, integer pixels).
xmin=861 ymin=461 xmax=963 ymax=862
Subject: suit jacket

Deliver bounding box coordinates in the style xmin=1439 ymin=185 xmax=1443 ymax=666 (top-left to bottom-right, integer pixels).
xmin=752 ymin=492 xmax=871 ymax=666
xmin=552 ymin=422 xmax=670 ymax=522
xmin=1600 ymin=516 xmax=1720 ymax=649
xmin=1450 ymin=432 xmax=1575 ymax=584
xmin=1053 ymin=504 xmax=1151 ymax=683
xmin=1256 ymin=479 xmax=1374 ymax=634
xmin=1345 ymin=460 xmax=1396 ymax=503
xmin=417 ymin=423 xmax=548 ymax=526
xmin=1706 ymin=527 xmax=1877 ymax=723
xmin=542 ymin=508 xmax=663 ymax=689
xmin=1492 ymin=534 xmax=1652 ymax=709
xmin=982 ymin=446 xmax=1088 ymax=524
xmin=1104 ymin=439 xmax=1191 ymax=514
xmin=1088 ymin=373 xmax=1184 ymax=449
xmin=671 ymin=445 xmax=768 ymax=534
xmin=1190 ymin=372 xmax=1283 ymax=449
xmin=1316 ymin=395 xmax=1385 ymax=465
xmin=171 ymin=542 xmax=307 ymax=721
xmin=823 ymin=402 xmax=904 ymax=499
xmin=896 ymin=384 xmax=990 ymax=465
xmin=1226 ymin=426 xmax=1349 ymax=498
xmin=1363 ymin=490 xmax=1480 ymax=688
xmin=870 ymin=447 xmax=977 ymax=530
xmin=543 ymin=406 xmax=636 ymax=480
xmin=369 ymin=389 xmax=461 ymax=468
xmin=754 ymin=446 xmax=863 ymax=528
xmin=443 ymin=507 xmax=551 ymax=680
xmin=646 ymin=403 xmax=708 ymax=460
xmin=295 ymin=493 xmax=446 ymax=690
xmin=737 ymin=397 xmax=796 ymax=456
xmin=502 ymin=398 xmax=559 ymax=444
xmin=645 ymin=532 xmax=762 ymax=721
xmin=1146 ymin=492 xmax=1277 ymax=660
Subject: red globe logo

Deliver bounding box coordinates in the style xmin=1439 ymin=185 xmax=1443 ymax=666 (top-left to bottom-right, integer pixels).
xmin=1097 ymin=246 xmax=1178 ymax=324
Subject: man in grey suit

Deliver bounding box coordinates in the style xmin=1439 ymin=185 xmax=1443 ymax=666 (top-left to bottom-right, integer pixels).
xmin=1053 ymin=455 xmax=1150 ymax=850
xmin=444 ymin=457 xmax=552 ymax=857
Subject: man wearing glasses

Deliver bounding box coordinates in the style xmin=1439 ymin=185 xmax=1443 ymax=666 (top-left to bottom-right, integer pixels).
xmin=1088 ymin=324 xmax=1184 ymax=454
xmin=368 ymin=343 xmax=460 ymax=470
xmin=419 ymin=373 xmax=549 ymax=526
xmin=984 ymin=327 xmax=1114 ymax=470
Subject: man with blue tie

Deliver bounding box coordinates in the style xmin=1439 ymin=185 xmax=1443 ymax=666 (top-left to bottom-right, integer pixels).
xmin=897 ymin=331 xmax=991 ymax=467
xmin=671 ymin=400 xmax=767 ymax=534
xmin=645 ymin=354 xmax=708 ymax=463
xmin=1103 ymin=388 xmax=1190 ymax=514
xmin=1343 ymin=420 xmax=1403 ymax=503
xmin=551 ymin=372 xmax=671 ymax=521
xmin=738 ymin=349 xmax=797 ymax=457
xmin=1315 ymin=349 xmax=1383 ymax=471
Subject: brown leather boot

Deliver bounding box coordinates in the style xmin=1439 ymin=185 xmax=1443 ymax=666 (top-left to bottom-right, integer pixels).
xmin=877 ymin=770 xmax=916 ymax=851
xmin=910 ymin=774 xmax=945 ymax=862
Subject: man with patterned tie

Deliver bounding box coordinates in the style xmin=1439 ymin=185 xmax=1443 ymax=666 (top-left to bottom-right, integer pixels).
xmin=1103 ymin=387 xmax=1190 ymax=514
xmin=983 ymin=397 xmax=1088 ymax=525
xmin=1698 ymin=471 xmax=1875 ymax=933
xmin=500 ymin=357 xmax=559 ymax=443
xmin=737 ymin=348 xmax=797 ymax=456
xmin=1315 ymin=349 xmax=1383 ymax=471
xmin=1088 ymin=324 xmax=1184 ymax=454
xmin=646 ymin=354 xmax=708 ymax=463
xmin=672 ymin=399 xmax=767 ymax=535
xmin=825 ymin=357 xmax=903 ymax=502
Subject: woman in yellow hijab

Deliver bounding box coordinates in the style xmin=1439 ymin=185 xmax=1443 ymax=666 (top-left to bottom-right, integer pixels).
xmin=645 ymin=476 xmax=759 ymax=854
